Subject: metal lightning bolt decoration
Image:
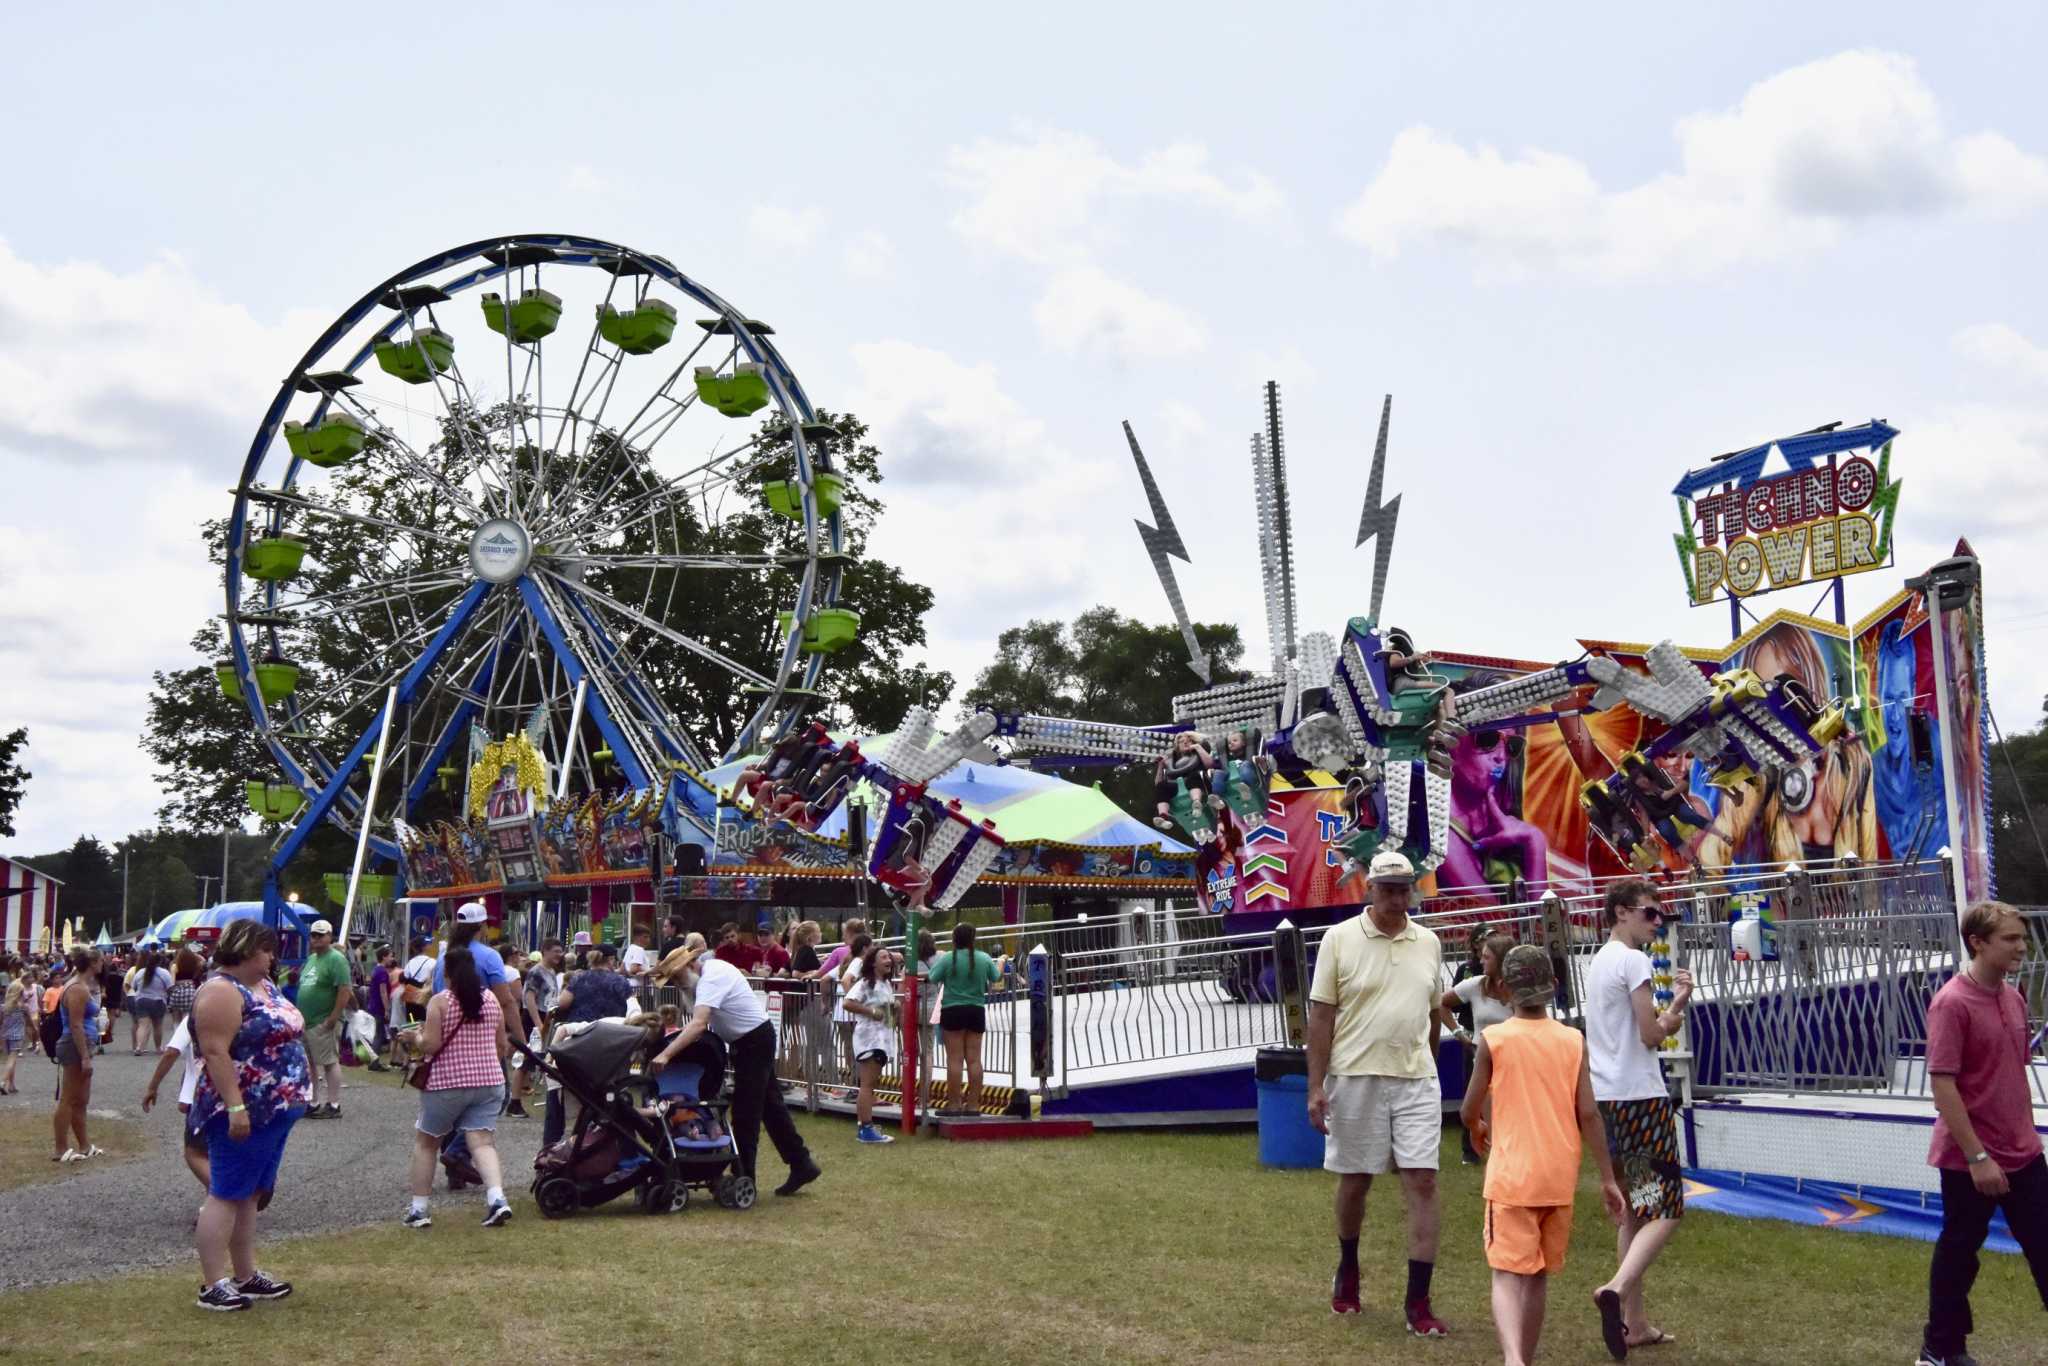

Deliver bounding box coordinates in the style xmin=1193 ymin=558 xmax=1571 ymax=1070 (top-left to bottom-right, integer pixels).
xmin=1354 ymin=394 xmax=1402 ymax=627
xmin=1123 ymin=420 xmax=1211 ymax=685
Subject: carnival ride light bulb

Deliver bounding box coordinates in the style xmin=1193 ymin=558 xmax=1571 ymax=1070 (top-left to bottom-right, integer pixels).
xmin=1077 ymin=913 xmax=1090 ymax=924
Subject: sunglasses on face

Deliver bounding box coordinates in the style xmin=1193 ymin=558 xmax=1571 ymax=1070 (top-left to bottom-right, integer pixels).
xmin=1633 ymin=904 xmax=1667 ymax=923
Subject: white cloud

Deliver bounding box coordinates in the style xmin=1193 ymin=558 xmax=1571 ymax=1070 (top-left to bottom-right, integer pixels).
xmin=0 ymin=238 xmax=315 ymax=461
xmin=845 ymin=340 xmax=1118 ymax=684
xmin=948 ymin=126 xmax=1284 ymax=266
xmin=1032 ymin=265 xmax=1208 ymax=360
xmin=842 ymin=229 xmax=895 ymax=280
xmin=943 ymin=126 xmax=1283 ymax=363
xmin=0 ymin=241 xmax=318 ymax=851
xmin=1952 ymin=323 xmax=2048 ymax=386
xmin=1338 ymin=50 xmax=2048 ymax=280
xmin=747 ymin=204 xmax=826 ymax=252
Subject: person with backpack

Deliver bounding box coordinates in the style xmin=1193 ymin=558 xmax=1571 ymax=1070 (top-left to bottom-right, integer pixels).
xmin=401 ymin=937 xmax=436 ymax=1024
xmin=925 ymin=923 xmax=1001 ymax=1118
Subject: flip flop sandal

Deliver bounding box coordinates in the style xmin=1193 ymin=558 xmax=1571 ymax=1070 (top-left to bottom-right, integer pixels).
xmin=1593 ymin=1289 xmax=1628 ymax=1361
xmin=84 ymin=1144 xmax=107 ymax=1158
xmin=1627 ymin=1328 xmax=1675 ymax=1348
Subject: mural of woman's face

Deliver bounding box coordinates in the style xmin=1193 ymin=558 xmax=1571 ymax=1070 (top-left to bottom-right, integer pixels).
xmin=1453 ymin=731 xmax=1509 ymax=791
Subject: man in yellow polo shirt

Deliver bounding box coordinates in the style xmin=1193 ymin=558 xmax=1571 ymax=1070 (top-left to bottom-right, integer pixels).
xmin=1308 ymin=849 xmax=1448 ymax=1338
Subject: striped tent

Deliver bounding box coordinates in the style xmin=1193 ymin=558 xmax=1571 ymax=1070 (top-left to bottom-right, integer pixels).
xmin=1 ymin=855 xmax=63 ymax=954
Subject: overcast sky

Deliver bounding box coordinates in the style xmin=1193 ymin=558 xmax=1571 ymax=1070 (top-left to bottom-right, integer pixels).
xmin=5 ymin=4 xmax=2046 ymax=856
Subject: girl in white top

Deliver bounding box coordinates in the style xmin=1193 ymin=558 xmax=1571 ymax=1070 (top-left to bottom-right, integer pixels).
xmin=1438 ymin=932 xmax=1518 ymax=1044
xmin=843 ymin=946 xmax=898 ymax=1145
xmin=1438 ymin=932 xmax=1517 ymax=1165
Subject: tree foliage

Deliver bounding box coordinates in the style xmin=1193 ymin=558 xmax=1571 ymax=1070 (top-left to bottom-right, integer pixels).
xmin=962 ymin=607 xmax=1246 ymax=818
xmin=0 ymin=726 xmax=27 ymax=838
xmin=1990 ymin=694 xmax=2048 ymax=904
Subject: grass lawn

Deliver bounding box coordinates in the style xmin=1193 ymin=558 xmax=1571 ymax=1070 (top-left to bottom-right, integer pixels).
xmin=0 ymin=1113 xmax=2036 ymax=1364
xmin=0 ymin=1110 xmax=149 ymax=1192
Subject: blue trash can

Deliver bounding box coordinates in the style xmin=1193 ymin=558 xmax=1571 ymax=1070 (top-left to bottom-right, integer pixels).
xmin=1255 ymin=1046 xmax=1322 ymax=1168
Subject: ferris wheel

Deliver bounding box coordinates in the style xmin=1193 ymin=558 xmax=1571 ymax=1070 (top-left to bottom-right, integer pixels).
xmin=221 ymin=235 xmax=848 ymax=906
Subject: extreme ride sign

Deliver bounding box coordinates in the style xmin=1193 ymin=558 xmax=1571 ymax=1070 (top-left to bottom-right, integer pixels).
xmin=1672 ymin=421 xmax=1901 ymax=606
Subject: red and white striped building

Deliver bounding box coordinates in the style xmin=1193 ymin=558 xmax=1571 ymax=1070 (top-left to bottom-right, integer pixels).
xmin=2 ymin=856 xmax=63 ymax=954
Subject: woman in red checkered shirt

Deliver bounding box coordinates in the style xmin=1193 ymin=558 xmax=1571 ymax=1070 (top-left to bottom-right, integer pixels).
xmin=402 ymin=947 xmax=512 ymax=1229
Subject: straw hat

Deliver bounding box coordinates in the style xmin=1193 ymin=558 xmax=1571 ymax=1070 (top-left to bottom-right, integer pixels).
xmin=652 ymin=944 xmax=707 ymax=986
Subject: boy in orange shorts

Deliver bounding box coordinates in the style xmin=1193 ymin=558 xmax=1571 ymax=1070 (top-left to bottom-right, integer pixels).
xmin=1461 ymin=946 xmax=1627 ymax=1365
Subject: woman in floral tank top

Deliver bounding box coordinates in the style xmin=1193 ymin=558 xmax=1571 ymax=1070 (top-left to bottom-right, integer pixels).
xmin=189 ymin=920 xmax=308 ymax=1312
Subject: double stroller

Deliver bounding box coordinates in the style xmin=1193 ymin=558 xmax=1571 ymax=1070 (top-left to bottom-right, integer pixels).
xmin=514 ymin=1019 xmax=755 ymax=1218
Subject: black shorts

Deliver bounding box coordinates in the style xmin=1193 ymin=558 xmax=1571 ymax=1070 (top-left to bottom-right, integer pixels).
xmin=183 ymin=1125 xmax=207 ymax=1154
xmin=939 ymin=1004 xmax=986 ymax=1035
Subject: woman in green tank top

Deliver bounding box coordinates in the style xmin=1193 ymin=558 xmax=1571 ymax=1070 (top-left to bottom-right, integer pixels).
xmin=926 ymin=924 xmax=1000 ymax=1117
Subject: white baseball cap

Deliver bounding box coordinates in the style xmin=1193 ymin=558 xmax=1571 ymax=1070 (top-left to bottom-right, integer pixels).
xmin=1367 ymin=850 xmax=1417 ymax=884
xmin=455 ymin=902 xmax=490 ymax=924
xmin=308 ymin=919 xmax=334 ymax=935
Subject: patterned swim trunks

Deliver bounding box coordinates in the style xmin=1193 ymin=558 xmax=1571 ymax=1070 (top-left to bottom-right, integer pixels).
xmin=1598 ymin=1096 xmax=1684 ymax=1222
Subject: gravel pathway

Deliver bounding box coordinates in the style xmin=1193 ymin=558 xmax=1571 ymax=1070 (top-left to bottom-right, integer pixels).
xmin=0 ymin=1049 xmax=543 ymax=1291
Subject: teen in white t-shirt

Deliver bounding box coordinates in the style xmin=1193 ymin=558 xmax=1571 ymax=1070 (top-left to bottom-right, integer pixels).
xmin=1584 ymin=939 xmax=1671 ymax=1102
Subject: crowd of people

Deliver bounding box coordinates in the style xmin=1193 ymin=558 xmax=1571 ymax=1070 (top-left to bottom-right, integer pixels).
xmin=5 ymin=883 xmax=2042 ymax=1352
xmin=1307 ymin=851 xmax=2046 ymax=1365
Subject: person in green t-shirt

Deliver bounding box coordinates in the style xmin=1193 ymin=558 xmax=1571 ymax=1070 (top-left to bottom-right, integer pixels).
xmin=296 ymin=920 xmax=355 ymax=1119
xmin=925 ymin=923 xmax=1001 ymax=1118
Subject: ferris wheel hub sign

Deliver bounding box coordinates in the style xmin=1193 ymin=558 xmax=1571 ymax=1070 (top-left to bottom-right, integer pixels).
xmin=469 ymin=519 xmax=533 ymax=583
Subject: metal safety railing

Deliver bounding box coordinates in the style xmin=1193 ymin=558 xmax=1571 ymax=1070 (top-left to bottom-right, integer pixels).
xmin=1052 ymin=930 xmax=1290 ymax=1077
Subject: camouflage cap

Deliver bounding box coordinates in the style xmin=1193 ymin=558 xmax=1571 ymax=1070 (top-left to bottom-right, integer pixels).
xmin=1502 ymin=944 xmax=1555 ymax=1008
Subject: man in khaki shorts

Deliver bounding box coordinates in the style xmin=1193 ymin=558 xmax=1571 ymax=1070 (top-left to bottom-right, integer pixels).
xmin=1307 ymin=849 xmax=1449 ymax=1338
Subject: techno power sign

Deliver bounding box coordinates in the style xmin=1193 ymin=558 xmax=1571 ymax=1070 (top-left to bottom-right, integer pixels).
xmin=1672 ymin=422 xmax=1902 ymax=606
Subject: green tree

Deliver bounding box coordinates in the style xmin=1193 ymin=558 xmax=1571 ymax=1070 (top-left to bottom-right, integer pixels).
xmin=1990 ymin=694 xmax=2048 ymax=904
xmin=0 ymin=726 xmax=27 ymax=838
xmin=962 ymin=606 xmax=1247 ymax=819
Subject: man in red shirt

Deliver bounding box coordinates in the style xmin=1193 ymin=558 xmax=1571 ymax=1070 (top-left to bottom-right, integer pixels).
xmin=1919 ymin=901 xmax=2048 ymax=1366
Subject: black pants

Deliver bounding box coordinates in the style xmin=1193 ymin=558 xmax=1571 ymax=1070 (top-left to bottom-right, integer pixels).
xmin=542 ymin=1089 xmax=565 ymax=1147
xmin=728 ymin=1023 xmax=809 ymax=1182
xmin=1925 ymin=1153 xmax=2048 ymax=1355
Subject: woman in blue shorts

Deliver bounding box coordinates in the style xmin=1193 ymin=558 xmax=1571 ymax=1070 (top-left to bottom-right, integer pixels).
xmin=190 ymin=919 xmax=310 ymax=1313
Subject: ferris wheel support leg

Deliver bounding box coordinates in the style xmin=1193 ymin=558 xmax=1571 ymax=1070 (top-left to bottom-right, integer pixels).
xmin=339 ymin=684 xmax=400 ymax=945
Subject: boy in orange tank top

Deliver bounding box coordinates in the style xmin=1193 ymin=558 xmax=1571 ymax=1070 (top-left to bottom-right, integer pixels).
xmin=1461 ymin=946 xmax=1627 ymax=1366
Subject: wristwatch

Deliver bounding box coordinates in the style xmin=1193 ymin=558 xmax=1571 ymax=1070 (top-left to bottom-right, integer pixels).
xmin=1967 ymin=1149 xmax=1989 ymax=1164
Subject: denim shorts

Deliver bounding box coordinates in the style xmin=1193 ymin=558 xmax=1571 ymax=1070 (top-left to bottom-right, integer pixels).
xmin=208 ymin=1107 xmax=302 ymax=1201
xmin=416 ymin=1084 xmax=505 ymax=1138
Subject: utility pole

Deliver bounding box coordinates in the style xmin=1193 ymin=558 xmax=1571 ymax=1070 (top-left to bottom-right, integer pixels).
xmin=221 ymin=829 xmax=232 ymax=906
xmin=121 ymin=845 xmax=130 ymax=940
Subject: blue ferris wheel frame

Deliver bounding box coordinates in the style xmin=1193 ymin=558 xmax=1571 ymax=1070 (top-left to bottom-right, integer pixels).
xmin=224 ymin=235 xmax=844 ymax=927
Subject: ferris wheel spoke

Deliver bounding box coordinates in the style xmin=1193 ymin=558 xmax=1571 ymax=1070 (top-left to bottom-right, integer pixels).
xmin=240 ymin=486 xmax=471 ymax=555
xmin=527 ymin=573 xmax=707 ymax=778
xmin=551 ymin=552 xmax=777 ymax=572
xmin=541 ymin=567 xmax=777 ymax=692
xmin=549 ymin=576 xmax=711 ymax=773
xmin=270 ymin=566 xmax=469 ymax=618
xmin=610 ymin=333 xmax=719 ymax=455
xmin=318 ymin=386 xmax=496 ymax=523
xmin=387 ymin=301 xmax=515 ymax=520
